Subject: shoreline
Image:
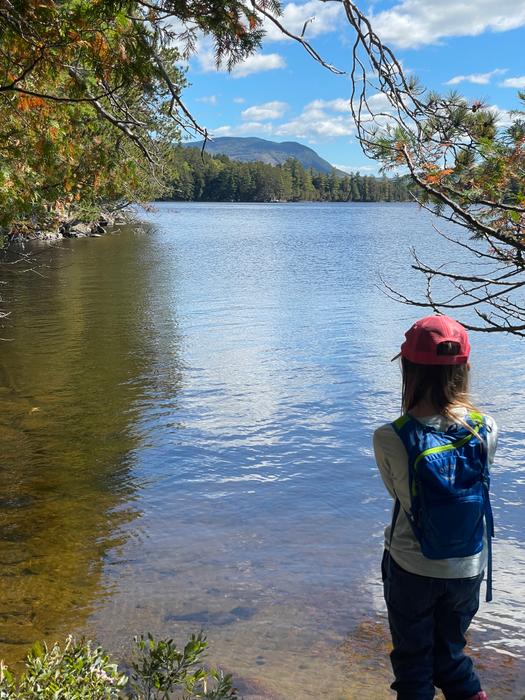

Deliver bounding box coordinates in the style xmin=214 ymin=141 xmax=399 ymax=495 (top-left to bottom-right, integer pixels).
xmin=156 ymin=198 xmax=414 ymax=205
xmin=2 ymin=211 xmax=130 ymax=246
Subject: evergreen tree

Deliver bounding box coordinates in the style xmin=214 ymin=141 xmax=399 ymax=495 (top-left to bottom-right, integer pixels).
xmin=166 ymin=148 xmax=411 ymax=203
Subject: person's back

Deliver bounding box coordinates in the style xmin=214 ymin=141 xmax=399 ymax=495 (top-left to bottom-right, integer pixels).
xmin=373 ymin=315 xmax=497 ymax=700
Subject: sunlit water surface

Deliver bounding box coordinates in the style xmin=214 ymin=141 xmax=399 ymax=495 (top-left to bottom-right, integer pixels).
xmin=1 ymin=202 xmax=524 ymax=699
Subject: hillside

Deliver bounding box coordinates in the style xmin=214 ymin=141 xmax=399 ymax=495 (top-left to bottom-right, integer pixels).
xmin=167 ymin=145 xmax=411 ymax=202
xmin=184 ymin=137 xmax=349 ymax=177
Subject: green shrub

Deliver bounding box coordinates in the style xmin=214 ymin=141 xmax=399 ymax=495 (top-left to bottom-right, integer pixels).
xmin=0 ymin=636 xmax=126 ymax=699
xmin=129 ymin=633 xmax=236 ymax=700
xmin=0 ymin=633 xmax=237 ymax=699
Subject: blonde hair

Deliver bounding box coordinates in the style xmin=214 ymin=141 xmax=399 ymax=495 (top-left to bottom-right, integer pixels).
xmin=401 ymin=341 xmax=478 ymax=424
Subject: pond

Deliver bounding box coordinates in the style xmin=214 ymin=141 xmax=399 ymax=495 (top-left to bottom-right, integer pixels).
xmin=1 ymin=202 xmax=524 ymax=698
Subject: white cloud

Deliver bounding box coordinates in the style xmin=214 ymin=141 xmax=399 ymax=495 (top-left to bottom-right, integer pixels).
xmin=194 ymin=36 xmax=285 ymax=78
xmin=370 ymin=0 xmax=525 ymax=49
xmin=275 ymin=99 xmax=354 ymax=141
xmin=446 ymin=68 xmax=507 ymax=86
xmin=261 ymin=1 xmax=343 ymax=42
xmin=308 ymin=98 xmax=351 ymax=112
xmin=500 ymin=76 xmax=525 ymax=88
xmin=347 ymin=92 xmax=398 ymax=131
xmin=211 ymin=97 xmax=355 ymax=143
xmin=241 ymin=101 xmax=288 ymax=121
xmin=195 ymin=95 xmax=218 ymax=105
xmin=334 ymin=163 xmax=379 ymax=174
xmin=233 ymin=97 xmax=246 ymax=104
xmin=230 ymin=53 xmax=286 ymax=78
xmin=488 ymin=105 xmax=515 ymax=127
xmin=194 ymin=38 xmax=222 ymax=72
xmin=212 ymin=122 xmax=275 ymax=137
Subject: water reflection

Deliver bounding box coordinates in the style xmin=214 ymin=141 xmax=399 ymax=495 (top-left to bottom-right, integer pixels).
xmin=0 ymin=227 xmax=183 ymax=663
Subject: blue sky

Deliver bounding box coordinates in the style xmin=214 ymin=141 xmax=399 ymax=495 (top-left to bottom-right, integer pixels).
xmin=182 ymin=0 xmax=525 ymax=173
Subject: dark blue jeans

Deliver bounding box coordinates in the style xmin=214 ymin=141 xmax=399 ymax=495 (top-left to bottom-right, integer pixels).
xmin=382 ymin=550 xmax=484 ymax=700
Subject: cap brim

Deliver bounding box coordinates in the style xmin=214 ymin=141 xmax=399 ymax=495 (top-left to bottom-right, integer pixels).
xmin=390 ymin=352 xmax=401 ymax=362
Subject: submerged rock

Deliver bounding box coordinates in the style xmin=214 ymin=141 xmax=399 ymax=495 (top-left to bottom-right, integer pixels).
xmin=164 ymin=606 xmax=257 ymax=627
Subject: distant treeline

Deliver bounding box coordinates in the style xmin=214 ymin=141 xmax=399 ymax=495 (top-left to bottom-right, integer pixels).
xmin=166 ymin=146 xmax=412 ymax=203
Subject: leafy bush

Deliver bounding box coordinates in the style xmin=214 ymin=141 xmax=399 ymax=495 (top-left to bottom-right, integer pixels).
xmin=129 ymin=633 xmax=236 ymax=700
xmin=0 ymin=636 xmax=126 ymax=699
xmin=0 ymin=633 xmax=237 ymax=699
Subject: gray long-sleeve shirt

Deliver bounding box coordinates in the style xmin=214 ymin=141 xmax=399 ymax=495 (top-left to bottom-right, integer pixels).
xmin=373 ymin=410 xmax=498 ymax=578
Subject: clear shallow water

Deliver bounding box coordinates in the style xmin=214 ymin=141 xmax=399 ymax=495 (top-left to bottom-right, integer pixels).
xmin=0 ymin=202 xmax=524 ymax=698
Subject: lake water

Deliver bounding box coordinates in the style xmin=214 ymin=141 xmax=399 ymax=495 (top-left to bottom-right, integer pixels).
xmin=1 ymin=202 xmax=524 ymax=699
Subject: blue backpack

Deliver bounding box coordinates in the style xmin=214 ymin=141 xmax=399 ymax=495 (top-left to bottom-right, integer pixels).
xmin=390 ymin=411 xmax=494 ymax=601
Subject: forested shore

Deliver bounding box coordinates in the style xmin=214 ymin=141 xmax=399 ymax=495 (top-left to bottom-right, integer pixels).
xmin=165 ymin=147 xmax=412 ymax=203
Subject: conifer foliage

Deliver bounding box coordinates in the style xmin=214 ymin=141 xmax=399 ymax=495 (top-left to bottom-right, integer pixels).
xmin=169 ymin=147 xmax=411 ymax=202
xmin=0 ymin=0 xmax=269 ymax=227
xmin=340 ymin=1 xmax=525 ymax=334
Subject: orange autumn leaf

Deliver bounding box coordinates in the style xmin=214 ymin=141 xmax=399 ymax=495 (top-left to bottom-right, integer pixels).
xmin=426 ymin=168 xmax=453 ymax=179
xmin=91 ymin=32 xmax=110 ymax=60
xmin=424 ymin=168 xmax=454 ymax=184
xmin=17 ymin=94 xmax=47 ymax=111
xmin=393 ymin=142 xmax=406 ymax=164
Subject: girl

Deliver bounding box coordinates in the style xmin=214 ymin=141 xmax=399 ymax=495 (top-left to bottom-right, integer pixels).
xmin=373 ymin=315 xmax=497 ymax=700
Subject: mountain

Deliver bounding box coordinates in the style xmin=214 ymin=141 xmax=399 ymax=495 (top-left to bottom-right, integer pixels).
xmin=184 ymin=137 xmax=348 ymax=177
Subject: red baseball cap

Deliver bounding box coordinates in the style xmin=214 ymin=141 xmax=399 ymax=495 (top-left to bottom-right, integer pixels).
xmin=392 ymin=315 xmax=470 ymax=365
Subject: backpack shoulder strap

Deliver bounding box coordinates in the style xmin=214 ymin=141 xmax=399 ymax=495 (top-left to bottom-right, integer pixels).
xmin=390 ymin=413 xmax=418 ymax=455
xmin=390 ymin=413 xmax=427 ymax=473
xmin=391 ymin=413 xmax=412 ymax=435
